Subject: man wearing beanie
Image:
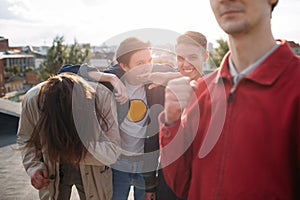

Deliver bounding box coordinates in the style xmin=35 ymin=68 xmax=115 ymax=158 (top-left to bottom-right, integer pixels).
xmin=107 ymin=37 xmax=168 ymax=200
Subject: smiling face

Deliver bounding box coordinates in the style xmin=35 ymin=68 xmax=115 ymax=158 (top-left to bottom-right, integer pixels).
xmin=209 ymin=0 xmax=276 ymax=36
xmin=176 ymin=43 xmax=206 ymax=80
xmin=120 ymin=49 xmax=153 ymax=85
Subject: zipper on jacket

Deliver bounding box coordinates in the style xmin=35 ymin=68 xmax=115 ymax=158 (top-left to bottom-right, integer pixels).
xmin=227 ymin=82 xmax=238 ymax=103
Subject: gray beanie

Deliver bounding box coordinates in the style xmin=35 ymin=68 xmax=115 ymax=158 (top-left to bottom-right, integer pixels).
xmin=115 ymin=37 xmax=151 ymax=61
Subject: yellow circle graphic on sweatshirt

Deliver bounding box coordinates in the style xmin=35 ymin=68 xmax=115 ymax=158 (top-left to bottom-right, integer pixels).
xmin=127 ymin=99 xmax=147 ymax=122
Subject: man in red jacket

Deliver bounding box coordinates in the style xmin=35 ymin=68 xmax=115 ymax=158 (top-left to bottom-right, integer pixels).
xmin=159 ymin=0 xmax=300 ymax=199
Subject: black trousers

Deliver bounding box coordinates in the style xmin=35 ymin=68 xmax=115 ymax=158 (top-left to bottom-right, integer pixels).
xmin=157 ymin=169 xmax=187 ymax=200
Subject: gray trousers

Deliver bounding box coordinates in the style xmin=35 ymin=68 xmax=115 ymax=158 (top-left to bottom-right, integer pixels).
xmin=58 ymin=163 xmax=86 ymax=200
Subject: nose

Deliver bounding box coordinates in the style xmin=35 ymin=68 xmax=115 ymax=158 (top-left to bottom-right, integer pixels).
xmin=181 ymin=58 xmax=192 ymax=67
xmin=142 ymin=64 xmax=152 ymax=73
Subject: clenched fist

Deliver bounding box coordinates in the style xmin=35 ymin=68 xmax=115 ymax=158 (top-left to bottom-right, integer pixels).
xmin=31 ymin=169 xmax=50 ymax=190
xmin=164 ymin=77 xmax=198 ymax=125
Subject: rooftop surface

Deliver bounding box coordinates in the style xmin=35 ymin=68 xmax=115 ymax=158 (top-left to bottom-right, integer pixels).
xmin=0 ymin=98 xmax=21 ymax=117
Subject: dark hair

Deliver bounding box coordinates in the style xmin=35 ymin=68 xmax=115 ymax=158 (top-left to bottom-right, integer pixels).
xmin=176 ymin=31 xmax=207 ymax=51
xmin=271 ymin=1 xmax=278 ymax=11
xmin=25 ymin=73 xmax=107 ymax=165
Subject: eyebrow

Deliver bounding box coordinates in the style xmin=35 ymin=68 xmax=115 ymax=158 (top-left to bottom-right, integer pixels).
xmin=177 ymin=53 xmax=198 ymax=57
xmin=134 ymin=57 xmax=152 ymax=64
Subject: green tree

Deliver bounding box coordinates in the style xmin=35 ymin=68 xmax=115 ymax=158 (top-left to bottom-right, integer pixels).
xmin=67 ymin=39 xmax=91 ymax=64
xmin=24 ymin=66 xmax=35 ymax=73
xmin=209 ymin=38 xmax=229 ymax=68
xmin=5 ymin=65 xmax=20 ymax=76
xmin=38 ymin=36 xmax=91 ymax=81
xmin=38 ymin=36 xmax=67 ymax=81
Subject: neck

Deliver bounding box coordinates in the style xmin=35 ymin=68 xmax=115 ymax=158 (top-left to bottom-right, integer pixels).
xmin=228 ymin=21 xmax=276 ymax=73
xmin=193 ymin=73 xmax=202 ymax=81
xmin=125 ymin=79 xmax=143 ymax=86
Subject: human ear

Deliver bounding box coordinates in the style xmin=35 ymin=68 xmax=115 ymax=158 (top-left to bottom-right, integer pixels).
xmin=119 ymin=63 xmax=129 ymax=72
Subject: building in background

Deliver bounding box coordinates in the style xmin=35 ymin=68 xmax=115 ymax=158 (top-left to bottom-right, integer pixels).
xmin=90 ymin=44 xmax=116 ymax=70
xmin=287 ymin=41 xmax=300 ymax=56
xmin=0 ymin=36 xmax=46 ymax=98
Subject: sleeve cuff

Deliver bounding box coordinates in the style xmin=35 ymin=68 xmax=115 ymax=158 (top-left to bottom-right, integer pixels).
xmin=159 ymin=112 xmax=181 ymax=145
xmin=78 ymin=63 xmax=98 ymax=81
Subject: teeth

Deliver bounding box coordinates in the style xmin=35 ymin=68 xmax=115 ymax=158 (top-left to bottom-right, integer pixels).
xmin=183 ymin=69 xmax=193 ymax=73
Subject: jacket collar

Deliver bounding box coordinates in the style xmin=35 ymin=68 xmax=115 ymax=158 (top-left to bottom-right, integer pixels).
xmin=216 ymin=40 xmax=294 ymax=85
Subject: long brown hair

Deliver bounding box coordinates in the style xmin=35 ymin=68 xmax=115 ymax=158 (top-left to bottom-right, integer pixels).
xmin=26 ymin=73 xmax=104 ymax=165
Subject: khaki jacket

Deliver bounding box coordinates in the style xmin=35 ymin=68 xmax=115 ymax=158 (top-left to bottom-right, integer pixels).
xmin=17 ymin=80 xmax=120 ymax=200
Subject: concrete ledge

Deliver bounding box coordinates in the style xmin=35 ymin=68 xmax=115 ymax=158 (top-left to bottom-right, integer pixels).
xmin=0 ymin=98 xmax=21 ymax=117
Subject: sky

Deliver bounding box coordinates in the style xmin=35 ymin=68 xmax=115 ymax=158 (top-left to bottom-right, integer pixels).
xmin=0 ymin=0 xmax=299 ymax=48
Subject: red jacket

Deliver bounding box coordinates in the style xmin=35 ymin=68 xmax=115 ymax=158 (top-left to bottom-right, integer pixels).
xmin=159 ymin=40 xmax=300 ymax=199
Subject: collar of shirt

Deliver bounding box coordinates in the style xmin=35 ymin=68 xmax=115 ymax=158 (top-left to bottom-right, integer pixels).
xmin=228 ymin=42 xmax=281 ymax=84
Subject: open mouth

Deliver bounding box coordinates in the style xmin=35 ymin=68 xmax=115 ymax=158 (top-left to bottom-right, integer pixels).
xmin=182 ymin=69 xmax=194 ymax=73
